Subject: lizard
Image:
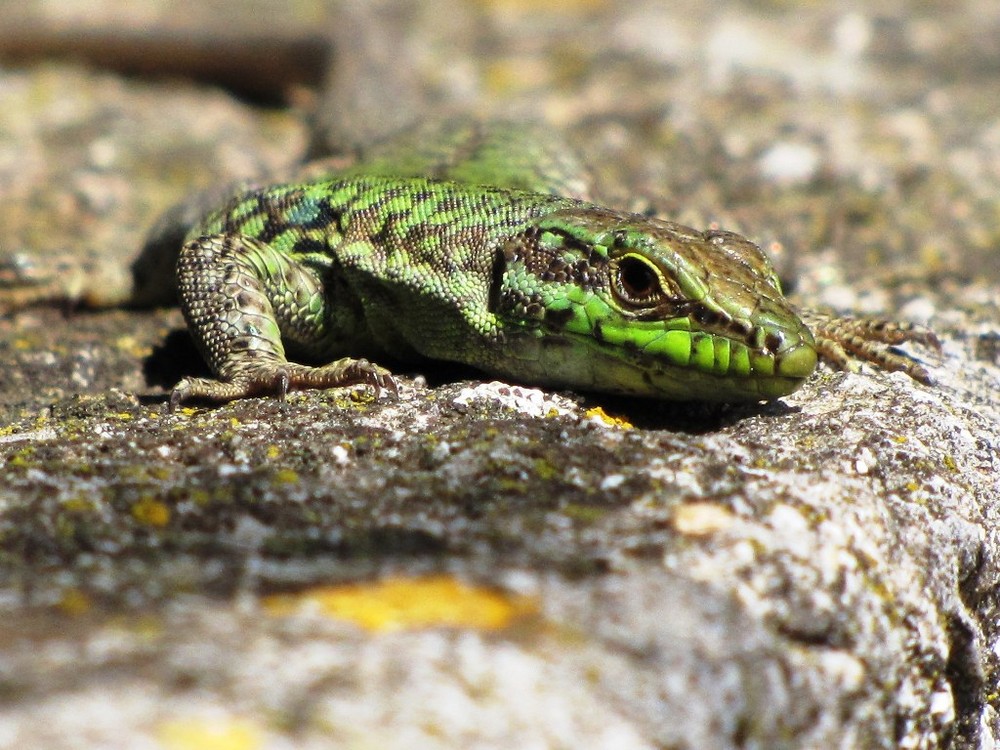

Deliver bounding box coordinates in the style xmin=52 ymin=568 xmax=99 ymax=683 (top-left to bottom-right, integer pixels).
xmin=161 ymin=119 xmax=938 ymax=408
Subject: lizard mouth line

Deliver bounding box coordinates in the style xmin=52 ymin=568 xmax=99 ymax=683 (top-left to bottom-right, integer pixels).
xmin=616 ymin=332 xmax=817 ymax=385
xmin=577 ymin=318 xmax=818 ymax=381
xmin=513 ymin=325 xmax=819 ymax=402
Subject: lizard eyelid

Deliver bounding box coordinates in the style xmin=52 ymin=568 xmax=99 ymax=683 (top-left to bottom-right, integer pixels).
xmin=611 ymin=254 xmax=667 ymax=308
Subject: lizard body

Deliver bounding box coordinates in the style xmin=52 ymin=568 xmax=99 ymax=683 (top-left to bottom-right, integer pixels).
xmin=169 ymin=121 xmax=937 ymax=407
xmin=173 ymin=170 xmax=818 ymax=406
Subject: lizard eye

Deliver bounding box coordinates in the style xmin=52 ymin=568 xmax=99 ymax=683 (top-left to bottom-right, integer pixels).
xmin=612 ymin=254 xmax=663 ymax=307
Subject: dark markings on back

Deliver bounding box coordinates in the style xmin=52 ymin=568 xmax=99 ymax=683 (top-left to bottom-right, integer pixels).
xmin=292 ymin=237 xmax=329 ymax=256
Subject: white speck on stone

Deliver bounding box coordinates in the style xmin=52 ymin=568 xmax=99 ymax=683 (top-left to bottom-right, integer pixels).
xmin=87 ymin=136 xmax=118 ymax=169
xmin=499 ymin=569 xmax=541 ymax=596
xmin=855 ymin=447 xmax=876 ymax=475
xmin=768 ymin=503 xmax=809 ymax=535
xmin=704 ymin=14 xmax=866 ymax=94
xmin=817 ymin=650 xmax=866 ymax=691
xmin=758 ymin=142 xmax=821 ymax=186
xmin=429 ymin=440 xmax=452 ymax=463
xmin=887 ymin=109 xmax=935 ymax=165
xmin=229 ymin=515 xmax=270 ymax=550
xmin=832 ymin=12 xmax=871 ymax=60
xmin=600 ymin=474 xmax=626 ymax=491
xmin=898 ymin=297 xmax=936 ymax=325
xmin=452 ymin=381 xmax=576 ymax=418
xmin=929 ymin=688 xmax=955 ymax=722
xmin=331 ymin=443 xmax=352 ymax=466
xmin=0 ymin=427 xmax=58 ymax=445
xmin=614 ymin=7 xmax=695 ymax=64
xmin=705 ymin=19 xmax=768 ymax=86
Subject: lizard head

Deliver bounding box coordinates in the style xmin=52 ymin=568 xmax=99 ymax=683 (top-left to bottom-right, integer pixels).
xmin=494 ymin=206 xmax=817 ymax=401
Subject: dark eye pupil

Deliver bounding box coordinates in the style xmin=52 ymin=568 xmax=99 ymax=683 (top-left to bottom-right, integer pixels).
xmin=618 ymin=258 xmax=659 ymax=300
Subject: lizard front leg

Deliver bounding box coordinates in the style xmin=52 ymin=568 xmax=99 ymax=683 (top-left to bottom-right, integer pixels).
xmin=171 ymin=233 xmax=394 ymax=408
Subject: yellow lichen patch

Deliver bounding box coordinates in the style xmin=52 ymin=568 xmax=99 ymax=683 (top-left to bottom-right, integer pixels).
xmin=7 ymin=445 xmax=36 ymax=468
xmin=561 ymin=503 xmax=608 ymax=524
xmin=61 ymin=496 xmax=95 ymax=513
xmin=672 ymin=502 xmax=736 ymax=537
xmin=584 ymin=407 xmax=633 ymax=429
xmin=263 ymin=575 xmax=536 ymax=632
xmin=265 ymin=444 xmax=281 ymax=460
xmin=131 ymin=496 xmax=171 ymax=527
xmin=148 ymin=465 xmax=172 ymax=481
xmin=155 ymin=717 xmax=263 ymax=750
xmin=114 ymin=334 xmax=150 ymax=358
xmin=483 ymin=60 xmax=550 ymax=95
xmin=189 ymin=488 xmax=212 ymax=506
xmin=57 ymin=588 xmax=92 ymax=616
xmin=533 ymin=457 xmax=559 ymax=481
xmin=273 ymin=468 xmax=299 ymax=485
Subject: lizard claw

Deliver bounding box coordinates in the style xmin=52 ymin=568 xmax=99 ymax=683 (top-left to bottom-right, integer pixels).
xmin=347 ymin=358 xmax=399 ymax=398
xmin=169 ymin=357 xmax=399 ymax=409
xmin=802 ymin=310 xmax=942 ymax=385
xmin=276 ymin=369 xmax=290 ymax=401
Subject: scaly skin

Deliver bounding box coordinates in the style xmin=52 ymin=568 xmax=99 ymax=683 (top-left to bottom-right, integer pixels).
xmin=172 ymin=173 xmax=818 ymax=406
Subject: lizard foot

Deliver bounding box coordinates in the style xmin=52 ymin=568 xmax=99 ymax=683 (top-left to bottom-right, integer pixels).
xmin=801 ymin=310 xmax=941 ymax=385
xmin=169 ymin=357 xmax=398 ymax=410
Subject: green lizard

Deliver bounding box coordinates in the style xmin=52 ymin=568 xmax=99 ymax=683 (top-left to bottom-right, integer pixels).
xmin=160 ymin=120 xmax=937 ymax=408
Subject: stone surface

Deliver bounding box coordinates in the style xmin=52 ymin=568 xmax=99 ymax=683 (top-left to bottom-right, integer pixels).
xmin=0 ymin=1 xmax=998 ymax=748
